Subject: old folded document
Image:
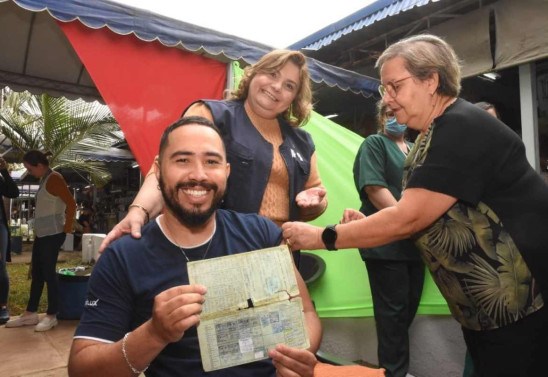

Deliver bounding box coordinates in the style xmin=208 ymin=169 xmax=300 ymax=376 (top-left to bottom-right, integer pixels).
xmin=187 ymin=245 xmax=310 ymax=372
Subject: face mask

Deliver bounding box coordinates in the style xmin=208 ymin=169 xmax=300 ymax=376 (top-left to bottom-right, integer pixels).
xmin=385 ymin=117 xmax=407 ymax=136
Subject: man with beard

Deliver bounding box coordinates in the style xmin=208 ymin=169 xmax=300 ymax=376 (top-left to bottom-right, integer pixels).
xmin=67 ymin=116 xmax=321 ymax=377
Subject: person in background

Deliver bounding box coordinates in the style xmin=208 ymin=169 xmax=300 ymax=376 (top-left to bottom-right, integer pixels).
xmin=78 ymin=204 xmax=94 ymax=234
xmin=0 ymin=156 xmax=20 ymax=325
xmin=351 ymin=101 xmax=424 ymax=377
xmin=68 ymin=116 xmax=321 ymax=377
xmin=474 ymin=101 xmax=499 ymax=119
xmin=5 ymin=150 xmax=76 ymax=332
xmin=282 ymin=34 xmax=548 ymax=376
xmin=99 ymin=50 xmax=328 ymax=267
xmin=74 ymin=203 xmax=94 ymax=250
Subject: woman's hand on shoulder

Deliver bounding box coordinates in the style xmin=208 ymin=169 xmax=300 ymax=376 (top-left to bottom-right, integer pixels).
xmin=98 ymin=207 xmax=147 ymax=253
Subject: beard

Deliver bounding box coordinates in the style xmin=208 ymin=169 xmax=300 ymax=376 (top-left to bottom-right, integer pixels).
xmin=159 ymin=176 xmax=224 ymax=228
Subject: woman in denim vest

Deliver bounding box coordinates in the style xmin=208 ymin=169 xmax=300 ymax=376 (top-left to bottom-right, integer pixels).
xmin=101 ymin=50 xmax=328 ymax=257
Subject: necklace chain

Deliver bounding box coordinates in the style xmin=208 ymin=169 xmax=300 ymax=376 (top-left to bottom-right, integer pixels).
xmin=161 ymin=215 xmax=216 ymax=262
xmin=179 ymin=238 xmax=213 ymax=262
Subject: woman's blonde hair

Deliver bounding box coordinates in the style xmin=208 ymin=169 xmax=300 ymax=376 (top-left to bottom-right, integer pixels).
xmin=375 ymin=34 xmax=462 ymax=97
xmin=231 ymin=50 xmax=313 ymax=127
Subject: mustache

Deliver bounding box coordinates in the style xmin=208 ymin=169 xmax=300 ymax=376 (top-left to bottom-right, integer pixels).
xmin=176 ymin=180 xmax=217 ymax=191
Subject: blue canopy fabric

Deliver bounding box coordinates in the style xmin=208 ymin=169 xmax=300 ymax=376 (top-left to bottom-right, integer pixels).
xmin=9 ymin=0 xmax=379 ymax=97
xmin=289 ymin=0 xmax=433 ymax=51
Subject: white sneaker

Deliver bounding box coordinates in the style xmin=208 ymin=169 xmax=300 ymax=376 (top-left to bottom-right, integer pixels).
xmin=5 ymin=312 xmax=39 ymax=328
xmin=35 ymin=316 xmax=58 ymax=332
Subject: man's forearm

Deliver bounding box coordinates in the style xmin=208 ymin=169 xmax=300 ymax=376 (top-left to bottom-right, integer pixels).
xmin=69 ymin=321 xmax=165 ymax=377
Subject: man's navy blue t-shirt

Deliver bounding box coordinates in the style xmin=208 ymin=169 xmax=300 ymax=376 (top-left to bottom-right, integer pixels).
xmin=75 ymin=209 xmax=283 ymax=377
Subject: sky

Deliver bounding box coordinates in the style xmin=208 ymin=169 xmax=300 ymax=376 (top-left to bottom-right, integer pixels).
xmin=110 ymin=0 xmax=375 ymax=48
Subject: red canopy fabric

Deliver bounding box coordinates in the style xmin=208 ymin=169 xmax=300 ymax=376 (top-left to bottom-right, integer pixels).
xmin=60 ymin=21 xmax=226 ymax=173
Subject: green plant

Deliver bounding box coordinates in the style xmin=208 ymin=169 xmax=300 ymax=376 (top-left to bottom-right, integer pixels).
xmin=10 ymin=225 xmax=21 ymax=237
xmin=7 ymin=253 xmax=84 ymax=315
xmin=0 ymin=89 xmax=123 ymax=187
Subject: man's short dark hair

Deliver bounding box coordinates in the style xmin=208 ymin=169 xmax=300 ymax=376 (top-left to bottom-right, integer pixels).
xmin=158 ymin=116 xmax=224 ymax=159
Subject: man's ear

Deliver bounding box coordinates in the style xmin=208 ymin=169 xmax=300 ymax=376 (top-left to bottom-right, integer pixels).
xmin=226 ymin=162 xmax=231 ymax=179
xmin=154 ymin=156 xmax=160 ymax=180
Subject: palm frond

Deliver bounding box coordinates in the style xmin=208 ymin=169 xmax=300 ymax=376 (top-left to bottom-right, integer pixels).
xmin=1 ymin=89 xmax=124 ymax=187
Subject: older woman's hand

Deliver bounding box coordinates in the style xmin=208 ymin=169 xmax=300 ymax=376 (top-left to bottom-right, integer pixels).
xmin=268 ymin=344 xmax=317 ymax=377
xmin=282 ymin=222 xmax=323 ymax=251
xmin=341 ymin=208 xmax=365 ymax=224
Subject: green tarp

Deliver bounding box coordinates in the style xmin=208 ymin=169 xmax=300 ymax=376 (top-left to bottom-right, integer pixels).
xmin=296 ymin=113 xmax=450 ymax=317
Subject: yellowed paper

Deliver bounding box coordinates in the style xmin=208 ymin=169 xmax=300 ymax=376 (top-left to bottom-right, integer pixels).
xmin=187 ymin=245 xmax=309 ymax=371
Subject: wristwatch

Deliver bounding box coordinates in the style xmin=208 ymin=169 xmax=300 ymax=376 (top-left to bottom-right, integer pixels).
xmin=321 ymin=225 xmax=338 ymax=251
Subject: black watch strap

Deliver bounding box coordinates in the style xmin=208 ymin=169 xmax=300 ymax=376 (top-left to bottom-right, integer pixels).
xmin=322 ymin=224 xmax=338 ymax=251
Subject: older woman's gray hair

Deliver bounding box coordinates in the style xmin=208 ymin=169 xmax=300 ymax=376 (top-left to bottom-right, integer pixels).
xmin=375 ymin=34 xmax=462 ymax=98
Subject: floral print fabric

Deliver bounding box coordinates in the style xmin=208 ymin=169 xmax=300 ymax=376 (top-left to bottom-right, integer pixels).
xmin=403 ymin=125 xmax=544 ymax=331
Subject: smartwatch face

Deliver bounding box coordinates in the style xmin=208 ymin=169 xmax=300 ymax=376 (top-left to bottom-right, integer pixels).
xmin=323 ymin=227 xmax=336 ymax=243
xmin=322 ymin=225 xmax=337 ymax=250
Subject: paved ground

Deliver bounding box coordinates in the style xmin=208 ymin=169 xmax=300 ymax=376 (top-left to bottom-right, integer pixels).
xmin=2 ymin=246 xmax=81 ymax=377
xmin=1 ymin=316 xmax=77 ymax=377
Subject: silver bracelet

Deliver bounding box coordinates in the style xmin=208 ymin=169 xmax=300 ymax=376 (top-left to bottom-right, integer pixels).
xmin=122 ymin=332 xmax=149 ymax=375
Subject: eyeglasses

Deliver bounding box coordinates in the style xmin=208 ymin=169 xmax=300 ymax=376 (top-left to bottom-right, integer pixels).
xmin=378 ymin=75 xmax=415 ymax=98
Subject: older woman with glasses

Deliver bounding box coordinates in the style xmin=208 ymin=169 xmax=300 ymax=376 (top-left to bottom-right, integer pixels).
xmin=283 ymin=34 xmax=548 ymax=376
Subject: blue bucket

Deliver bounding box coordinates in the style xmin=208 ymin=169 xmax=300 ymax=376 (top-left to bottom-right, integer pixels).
xmin=57 ymin=270 xmax=90 ymax=320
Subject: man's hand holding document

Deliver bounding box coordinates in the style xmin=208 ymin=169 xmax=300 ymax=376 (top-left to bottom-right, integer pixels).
xmin=187 ymin=245 xmax=309 ymax=371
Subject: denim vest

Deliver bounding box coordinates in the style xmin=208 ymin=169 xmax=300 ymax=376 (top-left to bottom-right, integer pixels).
xmin=198 ymin=100 xmax=315 ymax=221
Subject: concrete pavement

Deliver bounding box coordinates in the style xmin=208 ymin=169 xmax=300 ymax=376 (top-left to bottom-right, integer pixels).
xmin=1 ymin=315 xmax=77 ymax=377
xmin=2 ymin=247 xmax=81 ymax=376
